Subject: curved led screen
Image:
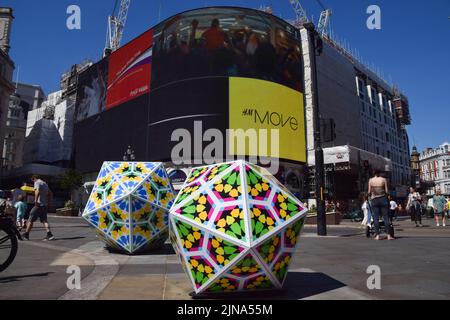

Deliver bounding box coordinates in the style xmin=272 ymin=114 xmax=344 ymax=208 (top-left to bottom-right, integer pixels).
xmin=74 ymin=7 xmax=306 ymax=173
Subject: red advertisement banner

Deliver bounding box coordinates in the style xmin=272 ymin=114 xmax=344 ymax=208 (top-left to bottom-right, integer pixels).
xmin=106 ymin=29 xmax=153 ymax=109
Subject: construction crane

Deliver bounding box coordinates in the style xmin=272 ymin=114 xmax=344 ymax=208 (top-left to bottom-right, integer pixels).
xmin=104 ymin=0 xmax=131 ymax=56
xmin=317 ymin=9 xmax=332 ymax=37
xmin=287 ymin=0 xmax=332 ymax=37
xmin=288 ymin=0 xmax=310 ymax=28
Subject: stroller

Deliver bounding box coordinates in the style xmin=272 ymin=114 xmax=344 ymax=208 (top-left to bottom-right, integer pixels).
xmin=365 ymin=205 xmax=394 ymax=238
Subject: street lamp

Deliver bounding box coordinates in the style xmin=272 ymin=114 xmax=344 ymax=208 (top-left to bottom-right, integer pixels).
xmin=303 ymin=22 xmax=327 ymax=236
xmin=123 ymin=146 xmax=136 ymax=161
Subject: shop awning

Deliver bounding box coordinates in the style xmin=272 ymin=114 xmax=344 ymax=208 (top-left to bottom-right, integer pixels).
xmin=308 ymin=145 xmax=392 ymax=172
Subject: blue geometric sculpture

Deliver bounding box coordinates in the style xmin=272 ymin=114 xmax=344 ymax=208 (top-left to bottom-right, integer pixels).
xmin=82 ymin=162 xmax=175 ymax=254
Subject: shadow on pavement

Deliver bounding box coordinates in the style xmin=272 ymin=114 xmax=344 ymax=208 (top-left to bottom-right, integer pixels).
xmin=0 ymin=272 xmax=54 ymax=284
xmin=106 ymin=243 xmax=176 ymax=256
xmin=279 ymin=271 xmax=346 ymax=299
xmin=192 ymin=271 xmax=346 ymax=300
xmin=53 ymin=236 xmax=86 ymax=241
xmin=146 ymin=243 xmax=176 ymax=255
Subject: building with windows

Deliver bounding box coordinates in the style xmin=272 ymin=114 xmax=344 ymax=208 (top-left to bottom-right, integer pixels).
xmin=23 ymin=90 xmax=74 ymax=166
xmin=0 ymin=7 xmax=15 ymax=177
xmin=301 ymin=28 xmax=412 ymax=201
xmin=419 ymin=142 xmax=450 ymax=196
xmin=2 ymin=83 xmax=45 ymax=171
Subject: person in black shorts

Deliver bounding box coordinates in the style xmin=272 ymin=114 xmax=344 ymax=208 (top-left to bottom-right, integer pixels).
xmin=22 ymin=175 xmax=55 ymax=241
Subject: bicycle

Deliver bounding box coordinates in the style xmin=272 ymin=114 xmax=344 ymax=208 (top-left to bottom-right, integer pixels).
xmin=0 ymin=213 xmax=22 ymax=272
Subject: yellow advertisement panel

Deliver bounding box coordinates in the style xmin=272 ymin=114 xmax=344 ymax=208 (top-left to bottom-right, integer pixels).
xmin=229 ymin=77 xmax=306 ymax=163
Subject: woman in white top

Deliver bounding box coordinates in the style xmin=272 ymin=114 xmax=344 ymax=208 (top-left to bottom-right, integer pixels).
xmin=406 ymin=187 xmax=422 ymax=227
xmin=361 ymin=194 xmax=372 ymax=237
xmin=388 ymin=196 xmax=397 ymax=224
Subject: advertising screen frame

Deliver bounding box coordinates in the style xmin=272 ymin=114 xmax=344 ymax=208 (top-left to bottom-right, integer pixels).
xmin=73 ymin=6 xmax=308 ymax=173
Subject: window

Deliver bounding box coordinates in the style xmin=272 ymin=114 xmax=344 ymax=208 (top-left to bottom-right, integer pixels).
xmin=445 ymin=184 xmax=450 ymax=194
xmin=11 ymin=109 xmax=20 ymax=118
xmin=371 ymin=88 xmax=377 ymax=106
xmin=357 ymin=78 xmax=365 ymax=99
xmin=7 ymin=142 xmax=16 ymax=152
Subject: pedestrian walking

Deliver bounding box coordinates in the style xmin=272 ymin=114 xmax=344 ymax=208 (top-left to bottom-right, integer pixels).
xmin=11 ymin=186 xmax=26 ymax=206
xmin=406 ymin=187 xmax=422 ymax=227
xmin=14 ymin=195 xmax=27 ymax=230
xmin=368 ymin=170 xmax=394 ymax=240
xmin=361 ymin=193 xmax=372 ymax=236
xmin=388 ymin=196 xmax=398 ymax=224
xmin=433 ymin=190 xmax=447 ymax=227
xmin=22 ymin=175 xmax=55 ymax=241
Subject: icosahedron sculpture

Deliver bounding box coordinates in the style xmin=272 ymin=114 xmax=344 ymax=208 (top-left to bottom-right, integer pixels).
xmin=169 ymin=160 xmax=308 ymax=294
xmin=83 ymin=162 xmax=175 ymax=254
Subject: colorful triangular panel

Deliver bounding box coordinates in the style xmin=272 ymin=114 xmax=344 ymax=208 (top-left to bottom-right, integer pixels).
xmin=187 ymin=256 xmax=220 ymax=290
xmin=213 ymin=204 xmax=247 ymax=242
xmin=245 ymin=164 xmax=274 ymax=203
xmin=212 ymin=166 xmax=243 ymax=203
xmin=85 ymin=172 xmax=127 ymax=214
xmin=242 ymin=272 xmax=276 ymax=291
xmin=256 ymin=231 xmax=283 ymax=266
xmin=112 ymin=162 xmax=157 ymax=192
xmin=250 ymin=204 xmax=278 ymax=241
xmin=174 ymin=191 xmax=215 ymax=226
xmin=173 ymin=218 xmax=205 ymax=252
xmin=206 ymin=234 xmax=245 ymax=269
xmin=270 ymin=190 xmax=305 ymax=223
xmin=206 ymin=276 xmax=240 ymax=293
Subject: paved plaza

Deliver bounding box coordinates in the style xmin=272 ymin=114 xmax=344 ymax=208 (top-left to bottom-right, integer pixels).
xmin=1 ymin=215 xmax=449 ymax=300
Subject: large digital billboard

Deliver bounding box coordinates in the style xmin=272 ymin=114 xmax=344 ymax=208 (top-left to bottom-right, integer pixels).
xmin=75 ymin=58 xmax=108 ymax=122
xmin=229 ymin=77 xmax=306 ymax=163
xmin=151 ymin=7 xmax=302 ymax=92
xmin=106 ymin=29 xmax=153 ymax=109
xmin=74 ymin=7 xmax=306 ymax=173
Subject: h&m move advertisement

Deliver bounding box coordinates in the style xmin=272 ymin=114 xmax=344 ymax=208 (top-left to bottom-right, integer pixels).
xmin=229 ymin=77 xmax=306 ymax=164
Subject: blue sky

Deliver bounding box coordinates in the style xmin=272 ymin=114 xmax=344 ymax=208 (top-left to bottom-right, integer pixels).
xmin=3 ymin=0 xmax=450 ymax=151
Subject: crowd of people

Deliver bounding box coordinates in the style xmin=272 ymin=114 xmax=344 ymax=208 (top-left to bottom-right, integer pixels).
xmin=361 ymin=171 xmax=449 ymax=240
xmin=152 ymin=17 xmax=303 ymax=92
xmin=2 ymin=171 xmax=449 ymax=243
xmin=0 ymin=175 xmax=55 ymax=241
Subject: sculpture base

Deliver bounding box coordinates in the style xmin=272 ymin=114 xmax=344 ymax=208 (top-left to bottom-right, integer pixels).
xmin=104 ymin=239 xmax=168 ymax=256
